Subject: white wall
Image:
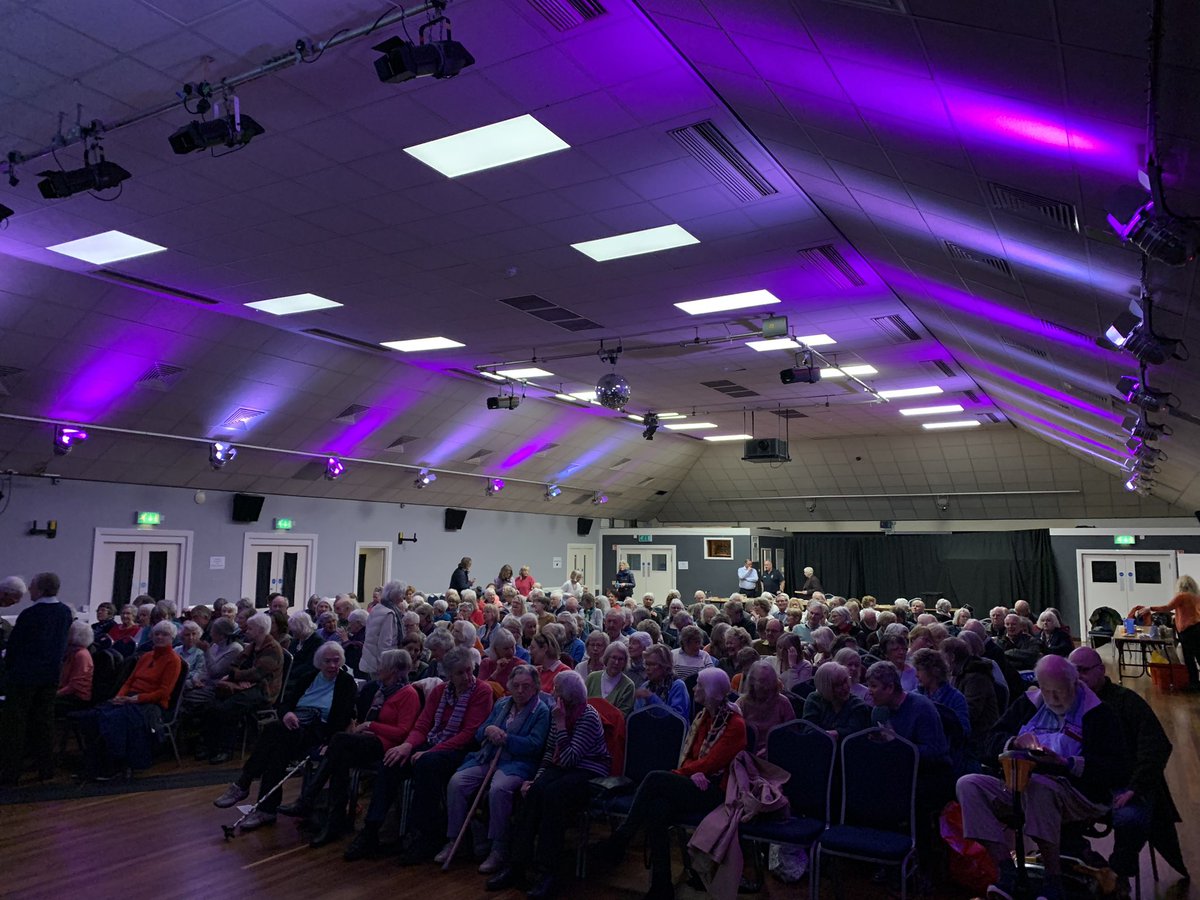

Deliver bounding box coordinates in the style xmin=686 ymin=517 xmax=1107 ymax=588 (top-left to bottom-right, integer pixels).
xmin=0 ymin=475 xmax=597 ymax=616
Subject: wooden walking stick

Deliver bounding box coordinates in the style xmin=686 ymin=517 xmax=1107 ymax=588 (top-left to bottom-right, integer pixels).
xmin=442 ymin=749 xmax=501 ymax=871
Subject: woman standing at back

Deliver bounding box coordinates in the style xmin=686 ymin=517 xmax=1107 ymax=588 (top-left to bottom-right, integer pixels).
xmin=360 ymin=581 xmax=404 ymax=680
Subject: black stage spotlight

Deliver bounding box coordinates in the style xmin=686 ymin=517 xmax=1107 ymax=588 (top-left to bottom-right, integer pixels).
xmin=373 ymin=36 xmax=475 ymax=83
xmin=780 ymin=366 xmax=821 ymax=385
xmin=1116 ymin=376 xmax=1174 ymax=412
xmin=1098 ymin=300 xmax=1181 ymax=366
xmin=170 ymin=113 xmax=264 ymax=154
xmin=1106 ymin=184 xmax=1198 ymax=266
xmin=0 ymin=203 xmax=12 ymax=223
xmin=642 ymin=413 xmax=659 ymax=441
xmin=487 ymin=395 xmax=520 ymax=410
xmin=38 ymin=159 xmax=131 ymax=199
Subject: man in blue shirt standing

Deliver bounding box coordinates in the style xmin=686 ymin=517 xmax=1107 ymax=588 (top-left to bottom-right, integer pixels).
xmin=0 ymin=572 xmax=73 ymax=785
xmin=736 ymin=559 xmax=758 ymax=596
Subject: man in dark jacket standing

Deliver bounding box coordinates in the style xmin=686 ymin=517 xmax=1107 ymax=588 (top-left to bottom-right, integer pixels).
xmin=1069 ymin=647 xmax=1189 ymax=887
xmin=0 ymin=572 xmax=73 ymax=784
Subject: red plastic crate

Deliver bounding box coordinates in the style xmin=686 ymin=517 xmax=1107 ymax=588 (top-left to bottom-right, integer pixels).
xmin=1148 ymin=663 xmax=1189 ymax=690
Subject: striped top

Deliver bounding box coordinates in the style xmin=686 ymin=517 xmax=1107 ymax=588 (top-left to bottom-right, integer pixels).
xmin=535 ymin=704 xmax=610 ymax=779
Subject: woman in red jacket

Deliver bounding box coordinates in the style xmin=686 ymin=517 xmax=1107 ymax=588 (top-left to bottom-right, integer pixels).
xmin=591 ymin=667 xmax=747 ymax=899
xmin=276 ymin=648 xmax=420 ymax=845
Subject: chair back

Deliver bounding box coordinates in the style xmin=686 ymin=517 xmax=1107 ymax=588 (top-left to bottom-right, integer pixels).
xmin=766 ymin=719 xmax=835 ymax=822
xmin=586 ymin=697 xmax=627 ymax=775
xmin=838 ymin=727 xmax=917 ymax=841
xmin=786 ymin=693 xmax=806 ymax=720
xmin=90 ymin=648 xmax=125 ymax=704
xmin=932 ymin=700 xmax=966 ymax=774
xmin=162 ymin=659 xmax=189 ymax=727
xmin=790 ymin=679 xmax=817 ymax=700
xmin=275 ymin=649 xmax=294 ymax=708
xmin=623 ymin=705 xmax=686 ymax=784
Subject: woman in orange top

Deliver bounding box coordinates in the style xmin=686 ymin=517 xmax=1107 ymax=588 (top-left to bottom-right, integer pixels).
xmin=1133 ymin=574 xmax=1200 ymax=690
xmin=57 ymin=621 xmax=95 ymax=710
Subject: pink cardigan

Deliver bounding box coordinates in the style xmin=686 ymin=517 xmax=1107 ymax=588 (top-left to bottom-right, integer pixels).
xmin=58 ymin=646 xmax=93 ymax=701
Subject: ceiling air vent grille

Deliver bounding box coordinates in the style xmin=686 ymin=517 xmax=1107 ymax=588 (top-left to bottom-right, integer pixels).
xmin=1001 ymin=337 xmax=1049 ymax=360
xmin=1040 ymin=319 xmax=1091 ymax=342
xmin=136 ymin=362 xmax=186 ymax=391
xmin=920 ymin=359 xmax=955 ymax=379
xmin=637 ymin=476 xmax=655 ymax=486
xmin=669 ymin=120 xmax=777 ymax=203
xmin=527 ymin=0 xmax=606 ymax=31
xmin=219 ymin=407 xmax=267 ymax=429
xmin=701 ymin=379 xmax=759 ymax=398
xmin=462 ymin=448 xmax=494 ymax=465
xmin=301 ymin=328 xmax=387 ymax=353
xmin=609 ymin=457 xmax=633 ymax=470
xmin=385 ymin=435 xmax=419 ymax=452
xmin=536 ymin=443 xmax=560 ymax=456
xmin=498 ymin=294 xmax=602 ymax=332
xmin=870 ymin=314 xmax=921 ymax=343
xmin=770 ymin=408 xmax=809 ymax=419
xmin=333 ymin=404 xmax=370 ymax=423
xmin=984 ymin=413 xmax=1001 ymax=423
xmin=797 ymin=244 xmax=866 ymax=289
xmin=944 ymin=241 xmax=1014 ymax=277
xmin=93 ymin=270 xmax=220 ymax=305
xmin=0 ymin=365 xmax=23 ymax=397
xmin=987 ymin=182 xmax=1079 ymax=232
xmin=962 ymin=390 xmax=980 ymax=403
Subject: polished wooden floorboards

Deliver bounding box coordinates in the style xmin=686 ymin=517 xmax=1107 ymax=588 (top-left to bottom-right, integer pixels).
xmin=2 ymin=655 xmax=1196 ymax=899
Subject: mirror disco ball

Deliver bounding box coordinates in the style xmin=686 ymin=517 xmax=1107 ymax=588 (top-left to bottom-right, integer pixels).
xmin=596 ymin=371 xmax=631 ymax=410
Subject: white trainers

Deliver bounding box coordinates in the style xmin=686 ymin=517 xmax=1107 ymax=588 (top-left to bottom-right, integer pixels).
xmin=213 ymin=783 xmax=249 ymax=808
xmin=433 ymin=841 xmax=456 ymax=865
xmin=479 ymin=849 xmax=505 ymax=874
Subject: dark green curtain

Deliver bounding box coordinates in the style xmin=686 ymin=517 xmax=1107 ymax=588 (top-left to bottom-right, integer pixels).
xmin=790 ymin=529 xmax=1058 ymax=611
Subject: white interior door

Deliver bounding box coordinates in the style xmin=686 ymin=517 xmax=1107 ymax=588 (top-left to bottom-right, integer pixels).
xmin=617 ymin=544 xmax=676 ymax=602
xmin=356 ymin=543 xmax=391 ymax=599
xmin=242 ymin=534 xmax=317 ymax=609
xmin=1077 ymin=550 xmax=1176 ymax=632
xmin=89 ymin=529 xmax=194 ymax=619
xmin=568 ymin=543 xmax=596 ymax=592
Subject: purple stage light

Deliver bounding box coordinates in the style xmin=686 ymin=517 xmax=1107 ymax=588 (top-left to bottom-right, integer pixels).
xmin=324 ymin=456 xmax=345 ymax=480
xmin=53 ymin=425 xmax=88 ymax=455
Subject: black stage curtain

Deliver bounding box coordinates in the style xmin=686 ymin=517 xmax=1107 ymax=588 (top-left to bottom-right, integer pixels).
xmin=790 ymin=529 xmax=1058 ymax=612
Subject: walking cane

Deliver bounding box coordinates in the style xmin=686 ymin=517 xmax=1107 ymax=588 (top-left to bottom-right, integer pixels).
xmin=222 ymin=756 xmax=311 ymax=841
xmin=442 ymin=750 xmax=501 ymax=871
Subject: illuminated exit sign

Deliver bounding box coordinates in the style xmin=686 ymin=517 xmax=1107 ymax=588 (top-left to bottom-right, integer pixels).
xmin=274 ymin=517 xmax=294 ymax=531
xmin=1113 ymin=534 xmax=1136 ymax=546
xmin=635 ymin=534 xmax=653 ymax=542
xmin=136 ymin=511 xmax=162 ymax=526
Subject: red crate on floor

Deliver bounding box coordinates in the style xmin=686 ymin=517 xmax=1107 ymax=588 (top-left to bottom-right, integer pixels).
xmin=1148 ymin=663 xmax=1189 ymax=690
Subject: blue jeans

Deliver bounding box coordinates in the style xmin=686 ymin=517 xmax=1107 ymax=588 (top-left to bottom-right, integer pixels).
xmin=1109 ymin=795 xmax=1153 ymax=877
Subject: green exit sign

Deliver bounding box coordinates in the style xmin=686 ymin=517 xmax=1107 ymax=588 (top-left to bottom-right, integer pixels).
xmin=136 ymin=511 xmax=162 ymax=526
xmin=635 ymin=534 xmax=653 ymax=543
xmin=1114 ymin=534 xmax=1136 ymax=546
xmin=274 ymin=517 xmax=294 ymax=531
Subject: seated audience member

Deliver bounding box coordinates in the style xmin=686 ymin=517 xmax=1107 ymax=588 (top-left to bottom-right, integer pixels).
xmin=590 ymin=668 xmax=747 ymax=899
xmin=834 ymin=647 xmax=872 ymax=705
xmin=174 ymin=621 xmax=207 ymax=698
xmin=912 ymin=647 xmax=970 ymax=737
xmin=672 ymin=625 xmax=715 ymax=680
xmin=803 ymin=661 xmax=870 ymax=740
xmin=601 ymin=609 xmax=626 ymax=647
xmin=706 ymin=622 xmax=733 ymax=674
xmin=1037 ymin=610 xmax=1073 ymax=657
xmin=520 ymin=613 xmax=540 ymax=650
xmin=810 ymin=625 xmax=836 ymax=666
xmin=281 ymin=612 xmax=322 ymax=707
xmin=441 ymin=664 xmax=550 ymax=873
xmin=478 ymin=602 xmax=502 ymax=649
xmin=724 ymin=600 xmax=757 ymax=639
xmin=108 ymin=603 xmax=142 ymax=649
xmin=268 ymin=609 xmax=291 ymax=652
xmin=948 ymin=607 xmax=971 ymax=637
xmin=585 ymin=641 xmax=634 ymax=716
xmin=344 ymin=607 xmax=368 ymax=672
xmin=866 ymin=660 xmax=949 ymax=766
xmin=346 ymin=647 xmax=493 ymax=863
xmin=315 ymin=611 xmax=341 ymax=643
xmin=879 ymin=631 xmax=918 ymax=692
xmin=212 ymin=642 xmax=355 ymax=830
xmin=957 ymin=655 xmax=1129 ymax=900
xmin=92 ymin=603 xmax=117 ymax=642
xmin=486 ymin=670 xmax=610 ymax=897
xmin=57 ymin=620 xmax=96 ymax=712
xmin=625 ymin=631 xmax=649 ymax=687
xmin=723 ymin=625 xmax=754 ymax=664
xmin=1000 ymin=613 xmax=1038 ymax=659
xmin=530 ymin=633 xmax=569 ymax=694
xmin=934 ymin=599 xmax=953 ymax=622
xmin=479 ymin=627 xmax=521 ymax=692
xmin=961 ymin=621 xmax=1023 ymax=706
xmin=197 ymin=612 xmax=284 ymax=763
xmin=79 ymin=621 xmax=183 ymax=778
xmin=634 ymin=644 xmax=690 ymax=720
xmin=280 ymin=649 xmax=419 ymax=846
xmin=451 ymin=619 xmax=482 ymax=670
xmin=730 ymin=646 xmax=761 ymax=694
xmin=738 ymin=660 xmax=794 ymax=752
xmin=941 ymin=637 xmax=998 ymax=763
xmin=751 ymin=617 xmax=784 ymax=657
xmin=360 ymin=581 xmax=404 ymax=680
xmin=1068 ymin=648 xmax=1189 ymax=888
xmin=500 ymin=615 xmax=531 ymax=663
xmin=775 ymin=633 xmax=813 ymax=691
xmin=575 ymin=630 xmax=609 ymax=678
xmin=424 ymin=628 xmax=456 ymax=681
xmin=183 ymin=616 xmax=241 ymax=713
xmin=556 ymin=614 xmax=585 ymax=664
xmin=829 ymin=605 xmax=855 ymax=640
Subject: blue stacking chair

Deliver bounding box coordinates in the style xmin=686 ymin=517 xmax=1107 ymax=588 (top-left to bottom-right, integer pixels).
xmin=813 ymin=726 xmax=919 ymax=900
xmin=741 ymin=719 xmax=835 ymax=897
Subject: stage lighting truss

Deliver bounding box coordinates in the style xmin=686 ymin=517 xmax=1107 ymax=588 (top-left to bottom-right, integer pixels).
xmin=1099 ymin=299 xmax=1183 ymax=366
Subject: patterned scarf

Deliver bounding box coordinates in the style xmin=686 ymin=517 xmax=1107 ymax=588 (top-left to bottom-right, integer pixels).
xmin=366 ymin=678 xmax=406 ymax=721
xmin=1019 ymin=683 xmax=1099 ymax=759
xmin=426 ymin=678 xmax=475 ymax=747
xmin=679 ymin=701 xmax=737 ymax=767
xmin=648 ymin=677 xmax=672 ymax=704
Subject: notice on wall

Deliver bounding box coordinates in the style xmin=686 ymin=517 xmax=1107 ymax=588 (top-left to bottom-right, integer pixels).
xmin=209 ymin=556 xmax=226 ymax=570
xmin=678 ymin=561 xmax=689 ymax=570
xmin=552 ymin=557 xmax=563 ymax=569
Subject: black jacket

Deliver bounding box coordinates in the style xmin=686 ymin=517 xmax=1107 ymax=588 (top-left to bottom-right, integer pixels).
xmin=284 ymin=668 xmax=357 ymax=738
xmin=449 ymin=567 xmax=472 ymax=593
xmin=1096 ymin=678 xmax=1179 ymax=822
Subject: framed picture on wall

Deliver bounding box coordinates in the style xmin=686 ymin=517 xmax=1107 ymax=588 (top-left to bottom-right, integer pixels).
xmin=704 ymin=538 xmax=733 ymax=560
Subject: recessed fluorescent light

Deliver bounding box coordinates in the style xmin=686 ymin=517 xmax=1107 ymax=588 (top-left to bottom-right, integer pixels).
xmin=922 ymin=420 xmax=981 ymax=430
xmin=495 ymin=367 xmax=554 ymax=380
xmin=822 ymin=364 xmax=878 ymax=378
xmin=664 ymin=422 xmax=717 ymax=431
xmin=657 ymin=412 xmax=685 ymax=419
xmin=555 ymin=392 xmax=582 ymax=402
xmin=746 ymin=338 xmax=799 ymax=352
xmin=245 ymin=293 xmax=343 ymax=316
xmin=569 ymin=391 xmax=598 ymax=403
xmin=403 ymin=114 xmax=569 ymax=178
xmin=878 ymin=385 xmax=944 ymax=399
xmin=899 ymin=404 xmax=965 ymax=417
xmin=481 ymin=371 xmax=506 ymax=381
xmin=626 ymin=414 xmax=644 ymax=422
xmin=675 ymin=289 xmax=780 ymax=316
xmin=571 ymin=224 xmax=699 ymax=262
xmin=796 ymin=334 xmax=837 ymax=347
xmin=381 ymin=336 xmax=464 ymax=352
xmin=703 ymin=433 xmax=754 ymax=442
xmin=47 ymin=230 xmax=166 ymax=265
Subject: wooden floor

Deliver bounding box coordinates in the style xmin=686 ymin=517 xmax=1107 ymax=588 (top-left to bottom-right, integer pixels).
xmin=2 ymin=654 xmax=1196 ymax=900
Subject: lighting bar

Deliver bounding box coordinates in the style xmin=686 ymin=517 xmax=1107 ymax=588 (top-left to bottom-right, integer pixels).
xmin=878 ymin=386 xmax=943 ymax=399
xmin=47 ymin=231 xmax=166 ymax=265
xmin=381 ymin=336 xmax=465 ymax=352
xmin=899 ymin=404 xmax=964 ymax=417
xmin=571 ymin=224 xmax=699 ymax=262
xmin=657 ymin=412 xmax=685 ymax=419
xmin=663 ymin=422 xmax=717 ymax=431
xmin=675 ymin=289 xmax=780 ymax=316
xmin=703 ymin=433 xmax=754 ymax=442
xmin=246 ymin=293 xmax=343 ymax=316
xmin=403 ymin=114 xmax=569 ymax=178
xmin=495 ymin=367 xmax=554 ymax=380
xmin=921 ymin=420 xmax=981 ymax=430
xmin=480 ymin=371 xmax=506 ymax=381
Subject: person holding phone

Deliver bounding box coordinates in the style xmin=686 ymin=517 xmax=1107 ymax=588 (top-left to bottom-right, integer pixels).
xmin=736 ymin=558 xmax=758 ymax=595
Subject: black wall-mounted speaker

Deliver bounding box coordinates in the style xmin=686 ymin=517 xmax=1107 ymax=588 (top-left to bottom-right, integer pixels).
xmin=444 ymin=508 xmax=467 ymax=531
xmin=576 ymin=517 xmax=594 ymax=536
xmin=232 ymin=493 xmax=265 ymax=523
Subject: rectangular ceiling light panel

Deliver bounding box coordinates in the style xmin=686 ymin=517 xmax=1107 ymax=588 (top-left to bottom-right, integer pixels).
xmin=675 ymin=289 xmax=780 ymax=316
xmin=571 ymin=224 xmax=698 ymax=261
xmin=703 ymin=433 xmax=754 ymax=442
xmin=922 ymin=420 xmax=981 ymax=430
xmin=404 ymin=114 xmax=569 ymax=177
xmin=746 ymin=338 xmax=799 ymax=352
xmin=47 ymin=230 xmax=166 ymax=265
xmin=878 ymin=385 xmax=943 ymax=399
xmin=899 ymin=404 xmax=964 ymax=416
xmin=381 ymin=336 xmax=465 ymax=352
xmin=821 ymin=364 xmax=877 ymax=378
xmin=495 ymin=367 xmax=554 ymax=379
xmin=664 ymin=422 xmax=717 ymax=431
xmin=246 ymin=293 xmax=342 ymax=315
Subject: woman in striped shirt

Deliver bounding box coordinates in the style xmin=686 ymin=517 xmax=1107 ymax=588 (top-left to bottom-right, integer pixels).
xmin=486 ymin=669 xmax=610 ymax=898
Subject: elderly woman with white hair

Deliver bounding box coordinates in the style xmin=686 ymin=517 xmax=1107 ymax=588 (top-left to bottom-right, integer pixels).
xmin=174 ymin=620 xmax=208 ymax=693
xmin=479 ymin=626 xmax=520 ymax=692
xmin=78 ymin=620 xmax=183 ymax=779
xmin=56 ymin=620 xmax=95 ymax=711
xmin=625 ymin=630 xmax=650 ymax=687
xmin=585 ymin=641 xmax=634 ymax=716
xmin=451 ymin=619 xmax=482 ymax=670
xmin=0 ymin=574 xmax=25 ymax=608
xmin=634 ymin=644 xmax=690 ymax=720
xmin=360 ymin=580 xmax=405 ymax=679
xmin=486 ymin=669 xmax=609 ymax=897
xmin=1037 ymin=610 xmax=1073 ymax=657
xmin=197 ymin=612 xmax=284 ymax=764
xmin=213 ymin=641 xmax=357 ymax=830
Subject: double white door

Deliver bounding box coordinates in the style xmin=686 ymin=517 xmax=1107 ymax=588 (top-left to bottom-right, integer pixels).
xmin=616 ymin=544 xmax=676 ymax=602
xmin=1077 ymin=550 xmax=1176 ymax=632
xmin=242 ymin=536 xmax=316 ymax=609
